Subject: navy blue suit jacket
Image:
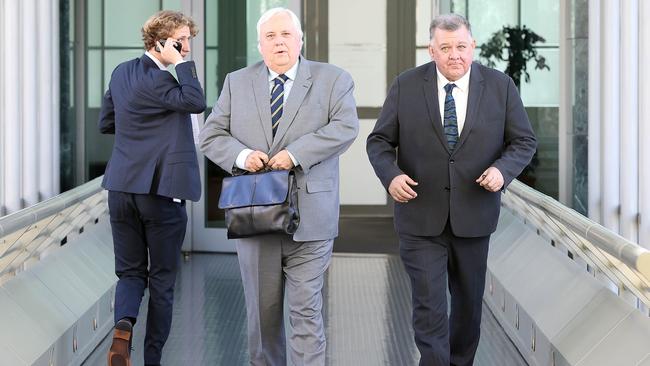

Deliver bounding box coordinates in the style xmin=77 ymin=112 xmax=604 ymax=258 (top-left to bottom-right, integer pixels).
xmin=367 ymin=62 xmax=537 ymax=238
xmin=99 ymin=55 xmax=206 ymax=201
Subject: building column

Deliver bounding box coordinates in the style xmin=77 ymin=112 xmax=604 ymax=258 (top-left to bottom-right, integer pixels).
xmin=0 ymin=0 xmax=60 ymax=215
xmin=640 ymin=0 xmax=650 ymax=249
xmin=619 ymin=0 xmax=639 ymax=242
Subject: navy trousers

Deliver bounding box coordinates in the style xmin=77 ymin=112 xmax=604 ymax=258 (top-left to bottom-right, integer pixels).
xmin=399 ymin=221 xmax=490 ymax=366
xmin=107 ymin=191 xmax=187 ymax=365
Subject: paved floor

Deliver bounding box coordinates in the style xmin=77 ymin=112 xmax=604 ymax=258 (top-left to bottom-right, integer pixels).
xmin=84 ymin=252 xmax=526 ymax=366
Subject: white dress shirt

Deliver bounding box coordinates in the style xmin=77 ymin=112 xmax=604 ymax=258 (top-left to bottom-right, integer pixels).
xmin=436 ymin=67 xmax=471 ymax=135
xmin=236 ymin=60 xmax=300 ymax=169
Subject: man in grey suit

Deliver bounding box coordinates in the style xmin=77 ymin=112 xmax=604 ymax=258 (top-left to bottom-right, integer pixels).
xmin=367 ymin=14 xmax=536 ymax=366
xmin=199 ymin=7 xmax=358 ymax=366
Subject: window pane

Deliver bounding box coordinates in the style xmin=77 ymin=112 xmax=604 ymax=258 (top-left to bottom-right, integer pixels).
xmin=416 ymin=48 xmax=430 ymax=67
xmin=206 ymin=0 xmax=218 ymax=47
xmin=329 ymin=0 xmax=387 ymax=107
xmin=104 ymin=0 xmax=158 ymax=47
xmin=416 ymin=0 xmax=433 ymax=46
xmin=205 ymin=49 xmax=219 ymax=105
xmin=520 ymin=48 xmax=559 ymax=106
xmin=88 ymin=0 xmax=101 ymax=47
xmin=451 ymin=0 xmax=467 ymax=15
xmin=246 ymin=0 xmax=289 ymax=65
xmin=521 ymin=0 xmax=560 ymax=45
xmin=469 ymin=0 xmax=517 ymax=47
xmin=87 ymin=50 xmax=102 ymax=108
xmin=162 ymin=0 xmax=182 ymax=11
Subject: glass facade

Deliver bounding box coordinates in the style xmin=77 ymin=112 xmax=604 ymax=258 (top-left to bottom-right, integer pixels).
xmin=452 ymin=0 xmax=561 ymax=199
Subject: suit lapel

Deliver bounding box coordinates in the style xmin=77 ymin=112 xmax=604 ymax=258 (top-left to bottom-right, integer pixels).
xmin=271 ymin=58 xmax=312 ymax=151
xmin=252 ymin=63 xmax=274 ymax=148
xmin=422 ymin=63 xmax=450 ymax=151
xmin=454 ymin=63 xmax=484 ymax=152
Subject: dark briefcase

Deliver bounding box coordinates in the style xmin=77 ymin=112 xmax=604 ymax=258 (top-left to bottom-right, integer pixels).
xmin=218 ymin=170 xmax=299 ymax=239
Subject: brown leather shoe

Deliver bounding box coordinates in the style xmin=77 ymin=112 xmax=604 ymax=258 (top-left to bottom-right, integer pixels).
xmin=108 ymin=319 xmax=132 ymax=366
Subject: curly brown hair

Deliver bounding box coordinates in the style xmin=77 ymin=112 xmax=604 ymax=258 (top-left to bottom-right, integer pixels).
xmin=141 ymin=10 xmax=198 ymax=50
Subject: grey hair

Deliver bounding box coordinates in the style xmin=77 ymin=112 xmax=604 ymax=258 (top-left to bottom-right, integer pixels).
xmin=429 ymin=13 xmax=472 ymax=40
xmin=256 ymin=7 xmax=304 ymax=42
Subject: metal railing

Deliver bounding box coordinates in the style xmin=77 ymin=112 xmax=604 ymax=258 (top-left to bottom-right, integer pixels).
xmin=0 ymin=177 xmax=107 ymax=284
xmin=503 ymin=180 xmax=650 ymax=312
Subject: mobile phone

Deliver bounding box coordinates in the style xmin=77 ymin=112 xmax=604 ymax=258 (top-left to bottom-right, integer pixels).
xmin=156 ymin=39 xmax=182 ymax=53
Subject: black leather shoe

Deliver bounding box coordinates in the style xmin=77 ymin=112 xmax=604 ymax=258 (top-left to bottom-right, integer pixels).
xmin=108 ymin=319 xmax=132 ymax=366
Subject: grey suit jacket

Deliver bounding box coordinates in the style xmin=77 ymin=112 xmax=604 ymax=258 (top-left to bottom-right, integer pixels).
xmin=367 ymin=62 xmax=537 ymax=238
xmin=199 ymin=58 xmax=359 ymax=242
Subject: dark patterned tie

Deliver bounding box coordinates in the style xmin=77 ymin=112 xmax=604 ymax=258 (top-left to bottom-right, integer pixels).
xmin=443 ymin=83 xmax=459 ymax=151
xmin=270 ymin=74 xmax=289 ymax=136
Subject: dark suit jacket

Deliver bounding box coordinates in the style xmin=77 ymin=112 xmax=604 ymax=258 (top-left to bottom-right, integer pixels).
xmin=367 ymin=62 xmax=536 ymax=238
xmin=99 ymin=55 xmax=206 ymax=201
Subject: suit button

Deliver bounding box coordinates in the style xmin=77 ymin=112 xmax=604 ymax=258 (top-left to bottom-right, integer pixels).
xmin=450 ymin=160 xmax=455 ymax=164
xmin=444 ymin=187 xmax=450 ymax=191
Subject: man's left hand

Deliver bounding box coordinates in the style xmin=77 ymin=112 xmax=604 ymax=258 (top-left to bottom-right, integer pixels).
xmin=476 ymin=166 xmax=504 ymax=192
xmin=268 ymin=150 xmax=295 ymax=170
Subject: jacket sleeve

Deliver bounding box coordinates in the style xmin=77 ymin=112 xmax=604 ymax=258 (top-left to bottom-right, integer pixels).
xmin=98 ymin=88 xmax=115 ymax=134
xmin=366 ymin=77 xmax=405 ymax=190
xmin=140 ymin=61 xmax=207 ymax=114
xmin=198 ymin=73 xmax=251 ymax=173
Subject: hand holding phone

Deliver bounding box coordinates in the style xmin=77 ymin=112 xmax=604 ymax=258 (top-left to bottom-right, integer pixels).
xmin=156 ymin=39 xmax=182 ymax=53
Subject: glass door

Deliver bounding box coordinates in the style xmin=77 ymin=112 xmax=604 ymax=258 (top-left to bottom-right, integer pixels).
xmin=191 ymin=0 xmax=294 ymax=252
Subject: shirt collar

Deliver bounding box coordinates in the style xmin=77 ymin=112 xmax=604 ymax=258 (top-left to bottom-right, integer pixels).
xmin=436 ymin=64 xmax=471 ymax=93
xmin=145 ymin=51 xmax=168 ymax=71
xmin=268 ymin=59 xmax=299 ymax=82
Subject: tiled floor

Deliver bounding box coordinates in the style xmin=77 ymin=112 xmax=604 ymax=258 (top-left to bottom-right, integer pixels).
xmin=84 ymin=252 xmax=526 ymax=366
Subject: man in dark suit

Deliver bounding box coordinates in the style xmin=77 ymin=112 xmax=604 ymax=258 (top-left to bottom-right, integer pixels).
xmin=366 ymin=14 xmax=536 ymax=366
xmin=99 ymin=10 xmax=205 ymax=366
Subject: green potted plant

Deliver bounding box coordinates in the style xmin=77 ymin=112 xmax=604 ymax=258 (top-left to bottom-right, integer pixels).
xmin=479 ymin=25 xmax=549 ymax=186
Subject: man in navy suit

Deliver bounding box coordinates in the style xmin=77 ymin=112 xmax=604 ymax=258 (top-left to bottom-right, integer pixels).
xmin=367 ymin=14 xmax=536 ymax=366
xmin=99 ymin=10 xmax=205 ymax=366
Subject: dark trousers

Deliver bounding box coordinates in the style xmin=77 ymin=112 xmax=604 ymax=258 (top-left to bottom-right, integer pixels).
xmin=108 ymin=191 xmax=187 ymax=365
xmin=399 ymin=221 xmax=490 ymax=366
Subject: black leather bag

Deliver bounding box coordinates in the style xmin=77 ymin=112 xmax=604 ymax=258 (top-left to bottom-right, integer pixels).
xmin=218 ymin=170 xmax=299 ymax=239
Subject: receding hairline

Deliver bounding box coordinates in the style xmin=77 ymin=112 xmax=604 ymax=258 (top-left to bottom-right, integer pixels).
xmin=256 ymin=7 xmax=304 ymax=41
xmin=429 ymin=14 xmax=472 ymax=40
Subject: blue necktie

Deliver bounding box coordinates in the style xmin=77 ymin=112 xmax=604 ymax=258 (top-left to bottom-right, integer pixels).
xmin=270 ymin=74 xmax=289 ymax=136
xmin=443 ymin=83 xmax=459 ymax=151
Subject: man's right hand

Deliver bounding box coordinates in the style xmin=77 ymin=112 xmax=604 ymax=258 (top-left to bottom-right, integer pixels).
xmin=388 ymin=174 xmax=418 ymax=203
xmin=244 ymin=151 xmax=269 ymax=172
xmin=157 ymin=38 xmax=183 ymax=65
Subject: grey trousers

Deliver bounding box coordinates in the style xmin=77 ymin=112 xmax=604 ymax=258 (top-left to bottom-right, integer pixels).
xmin=236 ymin=234 xmax=333 ymax=366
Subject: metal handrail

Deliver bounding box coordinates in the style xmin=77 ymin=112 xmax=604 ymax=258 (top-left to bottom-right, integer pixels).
xmin=506 ymin=180 xmax=650 ymax=281
xmin=0 ymin=176 xmax=106 ymax=281
xmin=0 ymin=177 xmax=103 ymax=238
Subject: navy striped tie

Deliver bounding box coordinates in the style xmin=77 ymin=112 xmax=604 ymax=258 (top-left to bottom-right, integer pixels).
xmin=270 ymin=74 xmax=289 ymax=136
xmin=443 ymin=83 xmax=459 ymax=151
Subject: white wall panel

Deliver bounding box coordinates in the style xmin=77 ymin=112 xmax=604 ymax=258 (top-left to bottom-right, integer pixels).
xmin=2 ymin=0 xmax=22 ymax=213
xmin=329 ymin=0 xmax=386 ymax=107
xmin=619 ymin=0 xmax=639 ymax=242
xmin=599 ymin=0 xmax=620 ymax=232
xmin=0 ymin=0 xmax=5 ymax=215
xmin=640 ymin=0 xmax=650 ymax=249
xmin=0 ymin=0 xmax=60 ymax=215
xmin=339 ymin=120 xmax=387 ymax=205
xmin=21 ymin=0 xmax=39 ymax=207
